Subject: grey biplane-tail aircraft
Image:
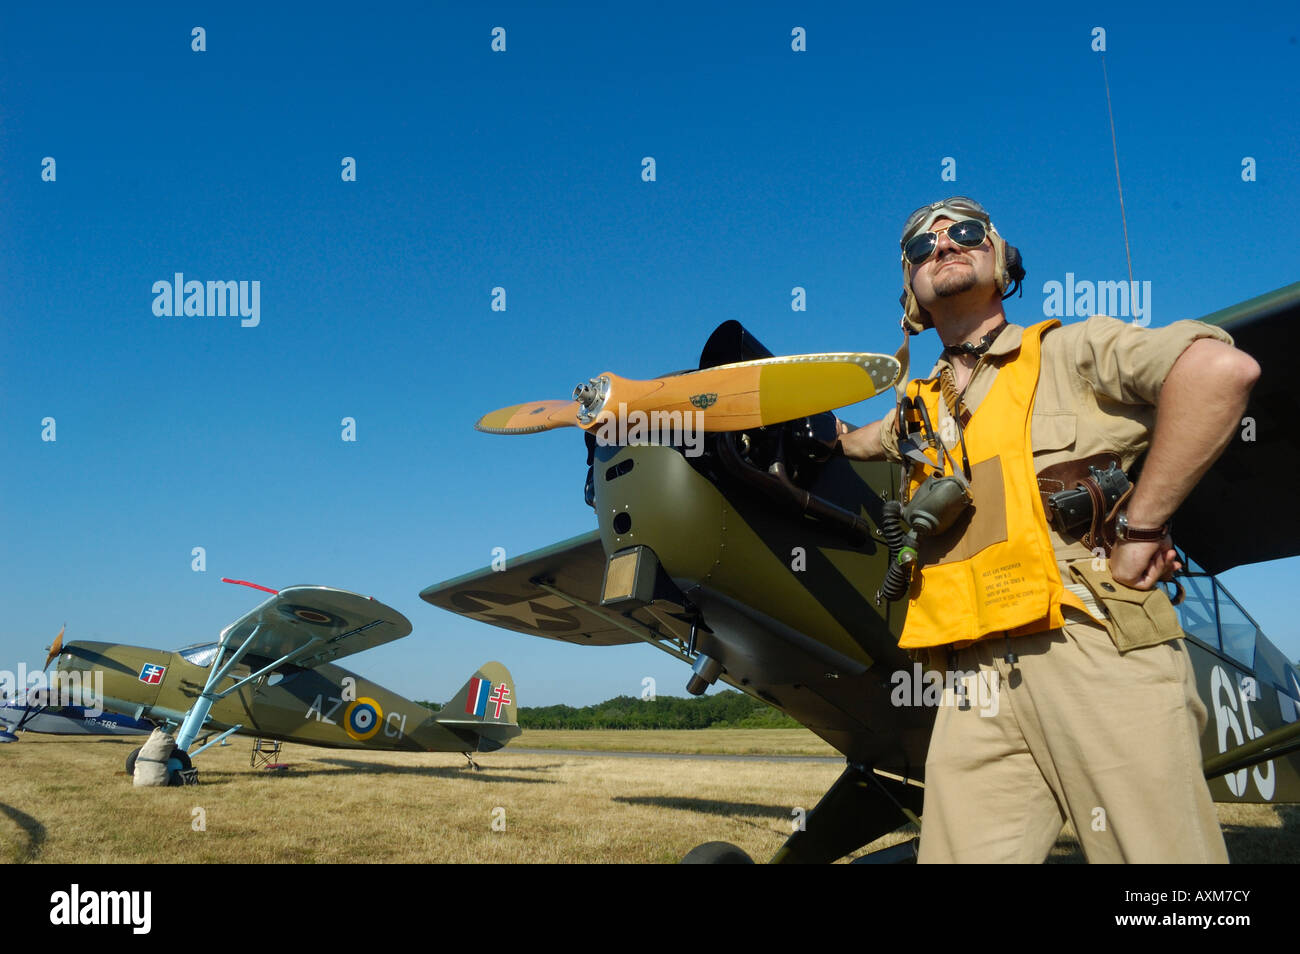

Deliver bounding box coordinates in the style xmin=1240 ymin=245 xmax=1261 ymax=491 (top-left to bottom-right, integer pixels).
xmin=50 ymin=582 xmax=520 ymax=782
xmin=423 ymin=281 xmax=1300 ymax=863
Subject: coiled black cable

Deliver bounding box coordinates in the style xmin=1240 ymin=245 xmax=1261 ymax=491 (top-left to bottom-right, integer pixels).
xmin=877 ymin=500 xmax=915 ymax=603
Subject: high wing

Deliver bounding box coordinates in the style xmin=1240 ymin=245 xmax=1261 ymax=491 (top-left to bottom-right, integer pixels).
xmin=1174 ymin=280 xmax=1300 ymax=574
xmin=219 ymin=585 xmax=412 ymax=669
xmin=420 ymin=532 xmax=693 ymax=653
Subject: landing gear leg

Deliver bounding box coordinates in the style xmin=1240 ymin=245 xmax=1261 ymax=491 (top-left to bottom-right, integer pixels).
xmin=464 ymin=753 xmax=481 ymax=771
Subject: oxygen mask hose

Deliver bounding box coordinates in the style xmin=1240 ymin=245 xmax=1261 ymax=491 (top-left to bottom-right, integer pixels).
xmin=876 ymin=475 xmax=971 ymax=604
xmin=877 ymin=500 xmax=918 ymax=603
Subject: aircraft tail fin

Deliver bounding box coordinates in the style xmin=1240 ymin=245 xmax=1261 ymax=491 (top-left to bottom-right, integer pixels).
xmin=434 ymin=661 xmax=521 ymax=751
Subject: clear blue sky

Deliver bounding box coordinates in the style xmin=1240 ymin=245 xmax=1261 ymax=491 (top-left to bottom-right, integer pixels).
xmin=2 ymin=2 xmax=1297 ymax=706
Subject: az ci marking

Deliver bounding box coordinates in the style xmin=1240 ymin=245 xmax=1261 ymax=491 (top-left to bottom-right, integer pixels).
xmin=304 ymin=692 xmax=408 ymax=740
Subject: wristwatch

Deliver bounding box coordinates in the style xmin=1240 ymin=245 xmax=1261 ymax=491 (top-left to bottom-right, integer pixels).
xmin=1115 ymin=509 xmax=1171 ymax=543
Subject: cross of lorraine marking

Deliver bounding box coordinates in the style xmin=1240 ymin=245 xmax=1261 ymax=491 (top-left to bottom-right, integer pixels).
xmin=489 ymin=683 xmax=512 ymax=719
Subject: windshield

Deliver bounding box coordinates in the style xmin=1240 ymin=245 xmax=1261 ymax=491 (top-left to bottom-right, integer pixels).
xmin=177 ymin=643 xmax=219 ymax=668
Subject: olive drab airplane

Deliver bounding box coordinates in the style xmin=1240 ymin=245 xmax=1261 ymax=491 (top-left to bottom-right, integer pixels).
xmin=48 ymin=582 xmax=520 ymax=783
xmin=0 ymin=628 xmax=153 ymax=742
xmin=423 ymin=280 xmax=1300 ymax=863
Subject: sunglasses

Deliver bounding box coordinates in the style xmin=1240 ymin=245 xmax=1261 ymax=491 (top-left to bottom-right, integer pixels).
xmin=902 ymin=219 xmax=989 ymax=266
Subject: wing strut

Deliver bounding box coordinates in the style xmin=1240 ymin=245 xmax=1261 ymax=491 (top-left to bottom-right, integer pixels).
xmin=1202 ymin=717 xmax=1300 ymax=781
xmin=174 ymin=623 xmax=325 ymax=753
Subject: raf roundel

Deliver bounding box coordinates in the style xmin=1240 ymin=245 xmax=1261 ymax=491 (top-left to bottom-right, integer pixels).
xmin=343 ymin=697 xmax=383 ymax=741
xmin=277 ymin=603 xmax=346 ymax=627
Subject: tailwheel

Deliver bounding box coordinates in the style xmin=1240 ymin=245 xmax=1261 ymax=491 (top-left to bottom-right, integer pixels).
xmin=680 ymin=841 xmax=754 ymax=864
xmin=464 ymin=753 xmax=481 ymax=771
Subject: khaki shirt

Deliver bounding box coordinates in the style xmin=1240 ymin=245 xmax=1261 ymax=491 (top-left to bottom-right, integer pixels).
xmin=878 ymin=316 xmax=1235 ymax=568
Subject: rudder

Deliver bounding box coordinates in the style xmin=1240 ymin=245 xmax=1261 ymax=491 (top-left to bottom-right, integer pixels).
xmin=434 ymin=661 xmax=521 ymax=751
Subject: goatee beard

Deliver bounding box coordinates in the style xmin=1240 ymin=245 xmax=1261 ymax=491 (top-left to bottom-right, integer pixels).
xmin=933 ymin=266 xmax=978 ymax=298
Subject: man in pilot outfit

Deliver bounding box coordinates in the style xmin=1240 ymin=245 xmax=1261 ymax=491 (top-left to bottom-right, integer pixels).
xmin=840 ymin=196 xmax=1258 ymax=863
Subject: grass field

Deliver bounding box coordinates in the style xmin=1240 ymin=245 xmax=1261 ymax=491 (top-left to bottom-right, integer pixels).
xmin=1 ymin=733 xmax=1293 ymax=863
xmin=513 ymin=728 xmax=840 ymax=756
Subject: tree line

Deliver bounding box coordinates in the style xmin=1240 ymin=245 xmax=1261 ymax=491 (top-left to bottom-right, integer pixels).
xmin=414 ymin=690 xmax=802 ymax=729
xmin=517 ymin=690 xmax=800 ymax=729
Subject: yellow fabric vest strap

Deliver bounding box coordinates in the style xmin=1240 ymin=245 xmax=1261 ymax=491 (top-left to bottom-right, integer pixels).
xmin=899 ymin=319 xmax=1088 ymax=650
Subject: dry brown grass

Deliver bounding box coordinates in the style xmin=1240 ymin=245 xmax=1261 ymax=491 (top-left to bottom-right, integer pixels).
xmin=0 ymin=734 xmax=1288 ymax=863
xmin=515 ymin=728 xmax=839 ymax=756
xmin=0 ymin=735 xmax=846 ymax=864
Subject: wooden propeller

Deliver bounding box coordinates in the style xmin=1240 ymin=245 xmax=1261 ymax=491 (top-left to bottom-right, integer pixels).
xmin=43 ymin=626 xmax=65 ymax=670
xmin=476 ymin=352 xmax=900 ymax=435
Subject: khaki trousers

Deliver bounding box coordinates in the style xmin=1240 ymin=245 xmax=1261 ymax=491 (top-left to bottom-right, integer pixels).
xmin=917 ymin=609 xmax=1228 ymax=863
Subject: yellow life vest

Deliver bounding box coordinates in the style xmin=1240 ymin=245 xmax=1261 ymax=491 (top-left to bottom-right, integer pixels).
xmin=898 ymin=319 xmax=1088 ymax=649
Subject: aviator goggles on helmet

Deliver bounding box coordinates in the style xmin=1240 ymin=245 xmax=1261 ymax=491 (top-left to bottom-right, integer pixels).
xmin=901 ymin=219 xmax=989 ymax=266
xmin=900 ymin=195 xmax=991 ymax=241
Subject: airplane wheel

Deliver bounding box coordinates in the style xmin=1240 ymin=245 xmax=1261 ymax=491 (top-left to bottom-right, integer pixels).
xmin=166 ymin=750 xmax=194 ymax=786
xmin=680 ymin=841 xmax=754 ymax=864
xmin=125 ymin=746 xmax=143 ymax=776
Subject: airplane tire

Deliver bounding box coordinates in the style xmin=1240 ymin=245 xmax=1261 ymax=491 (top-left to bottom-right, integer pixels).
xmin=125 ymin=746 xmax=143 ymax=776
xmin=165 ymin=750 xmax=194 ymax=786
xmin=680 ymin=841 xmax=754 ymax=864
